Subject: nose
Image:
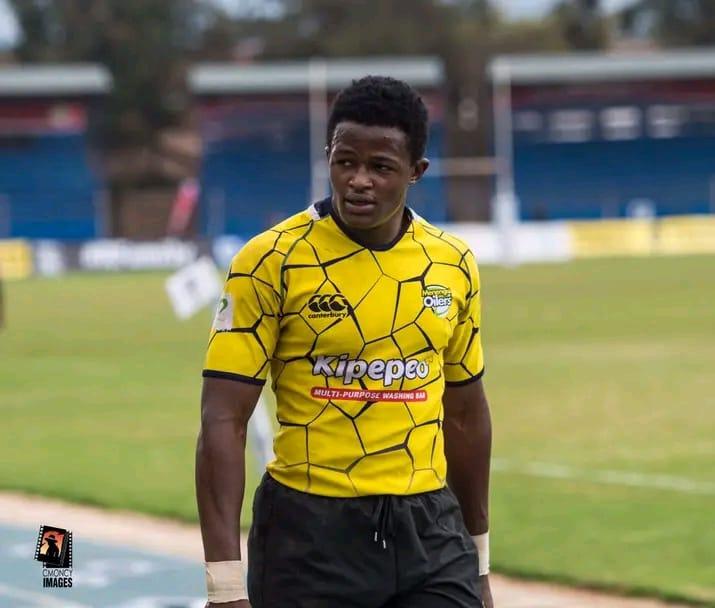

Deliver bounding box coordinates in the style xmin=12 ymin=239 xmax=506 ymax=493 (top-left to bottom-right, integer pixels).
xmin=348 ymin=164 xmax=372 ymax=191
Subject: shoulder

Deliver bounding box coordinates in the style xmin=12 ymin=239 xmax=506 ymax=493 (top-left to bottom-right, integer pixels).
xmin=411 ymin=213 xmax=477 ymax=264
xmin=229 ymin=206 xmax=320 ymax=274
xmin=411 ymin=213 xmax=480 ymax=293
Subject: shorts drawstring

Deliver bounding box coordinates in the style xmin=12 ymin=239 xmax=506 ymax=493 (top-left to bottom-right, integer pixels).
xmin=371 ymin=495 xmax=395 ymax=550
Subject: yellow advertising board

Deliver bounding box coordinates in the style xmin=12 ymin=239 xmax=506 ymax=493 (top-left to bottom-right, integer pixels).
xmin=0 ymin=239 xmax=34 ymax=280
xmin=657 ymin=216 xmax=715 ymax=255
xmin=568 ymin=219 xmax=656 ymax=258
xmin=568 ymin=216 xmax=715 ymax=259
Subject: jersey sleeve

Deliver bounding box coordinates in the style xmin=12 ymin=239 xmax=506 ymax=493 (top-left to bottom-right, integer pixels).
xmin=202 ymin=235 xmax=282 ymax=385
xmin=443 ymin=250 xmax=485 ymax=386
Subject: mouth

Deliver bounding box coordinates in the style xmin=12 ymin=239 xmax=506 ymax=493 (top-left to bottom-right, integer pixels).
xmin=343 ymin=196 xmax=377 ymax=215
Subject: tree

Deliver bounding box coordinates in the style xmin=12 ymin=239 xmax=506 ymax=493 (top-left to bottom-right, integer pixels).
xmin=551 ymin=0 xmax=608 ymax=50
xmin=250 ymin=0 xmax=457 ymax=58
xmin=11 ymin=0 xmax=213 ymax=148
xmin=620 ymin=0 xmax=715 ymax=46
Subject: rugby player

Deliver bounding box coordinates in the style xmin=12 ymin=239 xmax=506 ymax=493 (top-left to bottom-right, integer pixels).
xmin=196 ymin=75 xmax=493 ymax=607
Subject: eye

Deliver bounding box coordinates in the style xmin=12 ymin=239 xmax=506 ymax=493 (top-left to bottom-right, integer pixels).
xmin=375 ymin=164 xmax=393 ymax=173
xmin=333 ymin=158 xmax=353 ymax=167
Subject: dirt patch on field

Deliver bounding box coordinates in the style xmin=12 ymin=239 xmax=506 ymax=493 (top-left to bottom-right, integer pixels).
xmin=0 ymin=491 xmax=686 ymax=608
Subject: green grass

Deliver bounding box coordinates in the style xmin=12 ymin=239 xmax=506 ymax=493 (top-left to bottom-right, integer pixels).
xmin=0 ymin=272 xmax=218 ymax=520
xmin=1 ymin=257 xmax=714 ymax=604
xmin=483 ymin=256 xmax=715 ymax=605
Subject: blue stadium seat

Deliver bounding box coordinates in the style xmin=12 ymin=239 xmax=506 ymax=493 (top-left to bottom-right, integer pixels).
xmin=0 ymin=133 xmax=102 ymax=239
xmin=515 ymin=137 xmax=714 ymax=220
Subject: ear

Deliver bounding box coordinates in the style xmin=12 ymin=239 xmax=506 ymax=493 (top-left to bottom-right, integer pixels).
xmin=409 ymin=158 xmax=430 ymax=185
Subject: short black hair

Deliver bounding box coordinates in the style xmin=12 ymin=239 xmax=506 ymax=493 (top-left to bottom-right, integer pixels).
xmin=327 ymin=75 xmax=429 ymax=163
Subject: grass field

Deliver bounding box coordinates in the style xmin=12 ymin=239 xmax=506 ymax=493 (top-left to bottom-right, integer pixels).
xmin=1 ymin=256 xmax=714 ymax=604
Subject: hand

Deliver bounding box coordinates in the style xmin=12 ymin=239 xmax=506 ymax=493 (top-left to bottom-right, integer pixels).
xmin=205 ymin=601 xmax=250 ymax=608
xmin=479 ymin=574 xmax=494 ymax=608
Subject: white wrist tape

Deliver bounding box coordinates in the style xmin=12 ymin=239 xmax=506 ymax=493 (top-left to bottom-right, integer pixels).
xmin=471 ymin=532 xmax=490 ymax=575
xmin=205 ymin=560 xmax=248 ymax=603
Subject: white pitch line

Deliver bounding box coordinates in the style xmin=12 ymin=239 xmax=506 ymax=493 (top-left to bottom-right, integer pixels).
xmin=492 ymin=459 xmax=715 ymax=496
xmin=0 ymin=583 xmax=91 ymax=607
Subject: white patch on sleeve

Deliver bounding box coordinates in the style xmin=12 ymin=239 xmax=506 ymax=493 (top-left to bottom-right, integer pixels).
xmin=213 ymin=293 xmax=234 ymax=331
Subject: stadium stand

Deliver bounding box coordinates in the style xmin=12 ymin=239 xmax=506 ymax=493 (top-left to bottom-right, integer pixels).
xmin=0 ymin=65 xmax=110 ymax=240
xmin=491 ymin=49 xmax=715 ymax=220
xmin=7 ymin=52 xmax=715 ymax=240
xmin=515 ymin=137 xmax=715 ymax=220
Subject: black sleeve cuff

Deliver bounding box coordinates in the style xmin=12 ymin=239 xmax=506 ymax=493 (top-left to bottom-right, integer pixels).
xmin=202 ymin=369 xmax=266 ymax=386
xmin=444 ymin=366 xmax=485 ymax=387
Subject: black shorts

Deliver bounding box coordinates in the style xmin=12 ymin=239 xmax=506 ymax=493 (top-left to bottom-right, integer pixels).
xmin=247 ymin=473 xmax=483 ymax=608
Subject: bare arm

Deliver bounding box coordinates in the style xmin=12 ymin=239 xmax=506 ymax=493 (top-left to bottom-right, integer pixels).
xmin=443 ymin=378 xmax=493 ymax=606
xmin=443 ymin=377 xmax=491 ymax=533
xmin=196 ymin=376 xmax=263 ymax=607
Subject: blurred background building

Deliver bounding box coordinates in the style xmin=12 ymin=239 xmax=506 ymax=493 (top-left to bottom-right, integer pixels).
xmin=0 ymin=0 xmax=714 ymax=245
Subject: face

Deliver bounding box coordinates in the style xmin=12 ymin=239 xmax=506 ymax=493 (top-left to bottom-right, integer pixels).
xmin=327 ymin=121 xmax=428 ymax=245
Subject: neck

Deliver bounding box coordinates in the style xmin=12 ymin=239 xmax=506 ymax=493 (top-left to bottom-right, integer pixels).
xmin=331 ymin=203 xmax=410 ymax=250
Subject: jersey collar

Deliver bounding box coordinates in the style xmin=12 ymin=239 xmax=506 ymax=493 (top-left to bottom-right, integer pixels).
xmin=314 ymin=197 xmax=413 ymax=252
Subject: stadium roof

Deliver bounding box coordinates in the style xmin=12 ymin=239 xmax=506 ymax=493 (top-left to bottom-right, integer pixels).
xmin=189 ymin=57 xmax=444 ymax=94
xmin=0 ymin=64 xmax=111 ymax=96
xmin=490 ymin=48 xmax=715 ymax=85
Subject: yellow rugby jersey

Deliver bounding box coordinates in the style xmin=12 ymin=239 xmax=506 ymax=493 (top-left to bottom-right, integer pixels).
xmin=204 ymin=199 xmax=484 ymax=497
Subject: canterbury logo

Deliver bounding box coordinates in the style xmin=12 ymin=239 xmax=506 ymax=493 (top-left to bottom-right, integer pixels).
xmin=307 ymin=293 xmax=351 ymax=318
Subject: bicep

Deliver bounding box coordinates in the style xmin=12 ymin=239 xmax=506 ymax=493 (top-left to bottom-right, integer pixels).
xmin=200 ymin=377 xmax=263 ymax=428
xmin=443 ymin=379 xmax=489 ymax=428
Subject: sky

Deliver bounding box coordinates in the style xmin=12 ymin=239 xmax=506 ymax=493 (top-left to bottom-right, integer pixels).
xmin=0 ymin=0 xmax=639 ymax=50
xmin=0 ymin=0 xmax=18 ymax=49
xmin=498 ymin=0 xmax=636 ymax=19
xmin=209 ymin=0 xmax=639 ymax=20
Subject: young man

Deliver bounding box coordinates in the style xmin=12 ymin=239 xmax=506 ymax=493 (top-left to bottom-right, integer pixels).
xmin=196 ymin=76 xmax=493 ymax=608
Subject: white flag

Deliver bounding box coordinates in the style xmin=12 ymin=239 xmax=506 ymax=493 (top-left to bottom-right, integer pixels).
xmin=165 ymin=256 xmax=222 ymax=320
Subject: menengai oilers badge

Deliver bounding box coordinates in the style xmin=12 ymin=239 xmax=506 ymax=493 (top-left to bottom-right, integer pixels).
xmin=422 ymin=285 xmax=452 ymax=318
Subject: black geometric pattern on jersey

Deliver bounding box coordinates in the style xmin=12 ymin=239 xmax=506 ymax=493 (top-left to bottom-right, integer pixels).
xmin=206 ymin=221 xmax=312 ymax=382
xmin=219 ymin=202 xmax=483 ymax=494
xmin=443 ymin=365 xmax=485 ymax=387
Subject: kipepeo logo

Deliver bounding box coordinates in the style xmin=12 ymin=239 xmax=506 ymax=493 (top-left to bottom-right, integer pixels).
xmin=312 ymin=354 xmax=430 ymax=387
xmin=307 ymin=293 xmax=351 ymax=319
